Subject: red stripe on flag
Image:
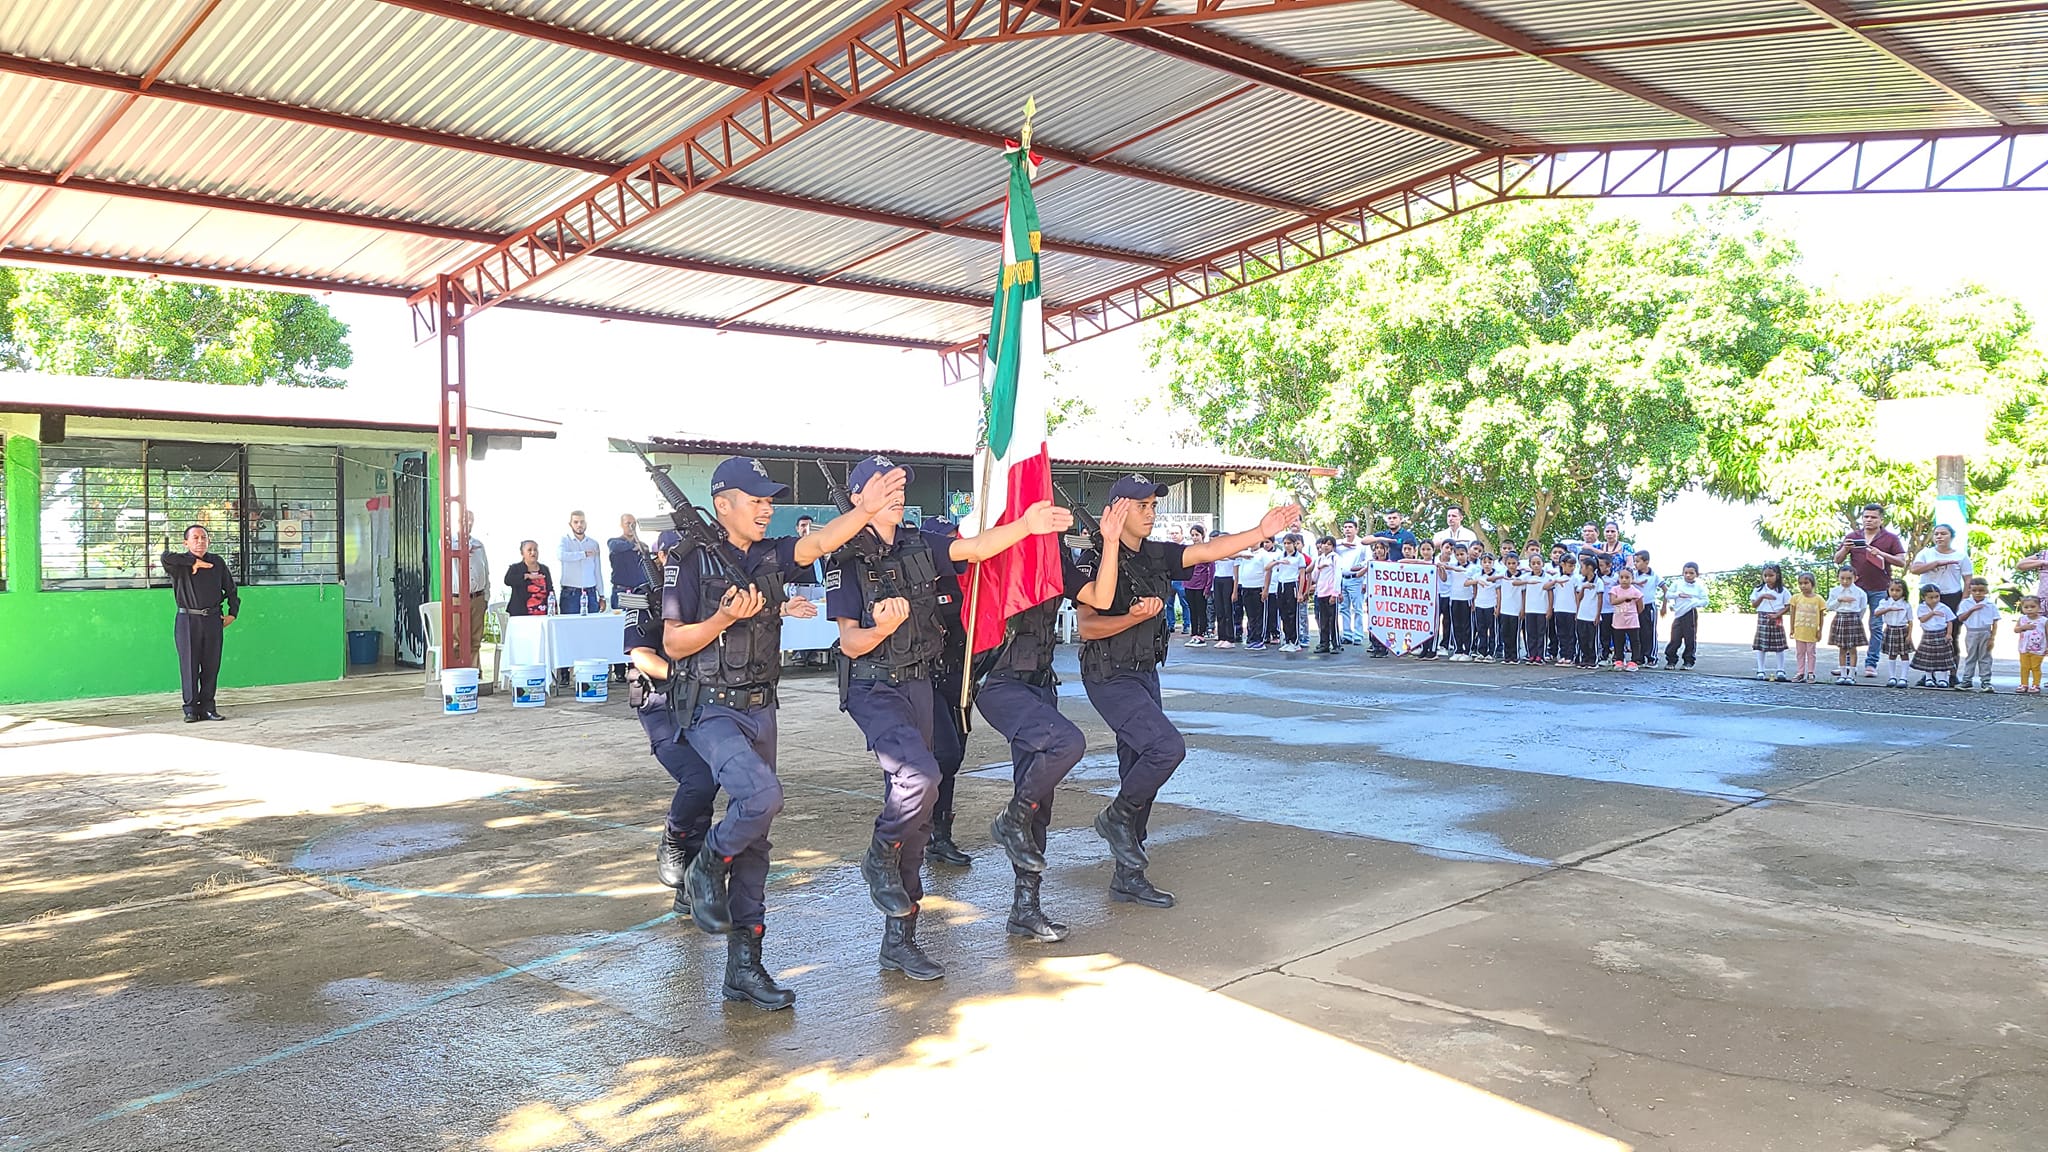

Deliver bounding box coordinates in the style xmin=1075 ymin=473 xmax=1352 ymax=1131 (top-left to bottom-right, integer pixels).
xmin=965 ymin=445 xmax=1063 ymax=655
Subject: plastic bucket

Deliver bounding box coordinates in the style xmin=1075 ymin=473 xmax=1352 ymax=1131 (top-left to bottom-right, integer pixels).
xmin=509 ymin=664 xmax=548 ymax=708
xmin=345 ymin=629 xmax=380 ymax=666
xmin=573 ymin=658 xmax=611 ymax=703
xmin=440 ymin=667 xmax=479 ymax=715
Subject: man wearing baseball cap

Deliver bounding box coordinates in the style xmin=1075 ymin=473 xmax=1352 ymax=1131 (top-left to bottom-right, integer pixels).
xmin=826 ymin=454 xmax=1072 ymax=981
xmin=1078 ymin=474 xmax=1301 ymax=907
xmin=665 ymin=455 xmax=904 ymax=1010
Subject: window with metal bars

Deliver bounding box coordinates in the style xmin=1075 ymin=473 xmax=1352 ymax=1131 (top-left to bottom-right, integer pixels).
xmin=38 ymin=438 xmax=340 ymax=590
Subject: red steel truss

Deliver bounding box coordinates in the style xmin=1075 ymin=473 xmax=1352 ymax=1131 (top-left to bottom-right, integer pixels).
xmin=937 ymin=127 xmax=2048 ymax=381
xmin=434 ymin=277 xmax=474 ymax=669
xmin=406 ymin=0 xmax=1383 ymax=332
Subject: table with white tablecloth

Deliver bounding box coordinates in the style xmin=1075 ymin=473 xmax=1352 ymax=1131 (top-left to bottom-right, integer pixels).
xmin=501 ymin=612 xmax=626 ymax=671
xmin=780 ymin=585 xmax=837 ymax=653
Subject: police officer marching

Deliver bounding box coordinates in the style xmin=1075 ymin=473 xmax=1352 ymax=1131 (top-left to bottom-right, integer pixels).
xmin=624 ymin=529 xmax=719 ymax=913
xmin=663 ymin=456 xmax=904 ymax=1011
xmin=1079 ymin=475 xmax=1300 ymax=907
xmin=914 ymin=513 xmax=974 ymax=870
xmin=974 ymin=497 xmax=1128 ymax=942
xmin=825 ymin=455 xmax=1072 ymax=982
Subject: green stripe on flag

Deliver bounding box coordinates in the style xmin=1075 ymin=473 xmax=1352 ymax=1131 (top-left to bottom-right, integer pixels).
xmin=983 ymin=148 xmax=1042 ymax=462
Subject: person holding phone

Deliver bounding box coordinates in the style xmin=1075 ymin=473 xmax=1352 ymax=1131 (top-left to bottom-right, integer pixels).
xmin=1833 ymin=503 xmax=1907 ymax=679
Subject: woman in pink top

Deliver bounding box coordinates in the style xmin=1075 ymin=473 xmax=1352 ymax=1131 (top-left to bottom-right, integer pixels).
xmin=1609 ymin=568 xmax=1645 ymax=670
xmin=1312 ymin=536 xmax=1343 ymax=655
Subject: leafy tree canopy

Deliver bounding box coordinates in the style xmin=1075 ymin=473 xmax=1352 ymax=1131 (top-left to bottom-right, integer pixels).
xmin=0 ymin=269 xmax=352 ymax=387
xmin=1150 ymin=200 xmax=1805 ymax=551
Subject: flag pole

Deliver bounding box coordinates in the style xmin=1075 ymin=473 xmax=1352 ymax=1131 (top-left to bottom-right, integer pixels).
xmin=959 ymin=97 xmax=1035 ymax=723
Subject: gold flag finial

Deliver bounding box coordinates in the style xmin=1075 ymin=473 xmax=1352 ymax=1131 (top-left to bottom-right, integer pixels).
xmin=1020 ymin=96 xmax=1036 ymax=152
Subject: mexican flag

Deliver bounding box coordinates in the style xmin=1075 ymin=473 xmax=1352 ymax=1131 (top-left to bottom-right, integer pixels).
xmin=962 ymin=140 xmax=1061 ymax=655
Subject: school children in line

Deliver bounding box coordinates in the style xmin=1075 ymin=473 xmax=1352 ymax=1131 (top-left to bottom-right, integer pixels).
xmin=1750 ymin=564 xmax=1791 ymax=682
xmin=1875 ymin=579 xmax=1917 ymax=687
xmin=1786 ymin=572 xmax=1826 ymax=683
xmin=1663 ymin=562 xmax=1707 ymax=669
xmin=1911 ymin=582 xmax=1960 ymax=688
xmin=1825 ymin=568 xmax=1868 ymax=684
xmin=2015 ymin=595 xmax=2044 ymax=695
xmin=1954 ymin=578 xmax=2001 ymax=693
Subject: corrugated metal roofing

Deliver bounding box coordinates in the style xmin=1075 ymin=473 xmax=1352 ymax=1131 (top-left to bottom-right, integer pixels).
xmin=1 ymin=0 xmax=2043 ymax=355
xmin=0 ymin=371 xmax=560 ymax=437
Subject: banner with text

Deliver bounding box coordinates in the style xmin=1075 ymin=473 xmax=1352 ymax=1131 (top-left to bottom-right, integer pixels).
xmin=1368 ymin=560 xmax=1438 ymax=654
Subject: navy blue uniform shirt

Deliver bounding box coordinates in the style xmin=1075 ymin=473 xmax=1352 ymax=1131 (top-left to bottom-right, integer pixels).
xmin=1082 ymin=540 xmax=1190 ymax=616
xmin=662 ymin=536 xmax=801 ymax=625
xmin=823 ymin=527 xmax=952 ymax=621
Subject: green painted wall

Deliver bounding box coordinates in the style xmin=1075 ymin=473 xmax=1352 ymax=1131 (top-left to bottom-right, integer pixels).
xmin=0 ymin=583 xmax=345 ymax=705
xmin=3 ymin=429 xmax=39 ymax=592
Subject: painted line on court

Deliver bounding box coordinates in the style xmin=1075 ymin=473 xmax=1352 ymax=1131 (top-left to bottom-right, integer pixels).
xmin=33 ymin=911 xmax=679 ymax=1149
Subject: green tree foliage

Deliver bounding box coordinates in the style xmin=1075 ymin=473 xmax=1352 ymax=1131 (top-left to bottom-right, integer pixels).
xmin=0 ymin=269 xmax=352 ymax=387
xmin=1741 ymin=287 xmax=2048 ymax=567
xmin=1149 ymin=201 xmax=1805 ymax=549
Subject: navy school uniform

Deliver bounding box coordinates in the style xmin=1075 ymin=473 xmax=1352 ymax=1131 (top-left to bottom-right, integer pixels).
xmin=974 ymin=551 xmax=1097 ymax=853
xmin=662 ymin=533 xmax=802 ymax=931
xmin=1077 ymin=537 xmax=1192 ymax=846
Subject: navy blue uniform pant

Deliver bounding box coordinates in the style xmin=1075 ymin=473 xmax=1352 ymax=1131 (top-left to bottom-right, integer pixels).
xmin=930 ymin=667 xmax=966 ymax=823
xmin=683 ymin=701 xmax=783 ymax=929
xmin=638 ymin=702 xmax=715 ymax=857
xmin=1081 ymin=667 xmax=1186 ymax=846
xmin=845 ymin=679 xmax=939 ymax=904
xmin=975 ymin=675 xmax=1086 ymax=854
xmin=174 ymin=612 xmax=224 ymax=716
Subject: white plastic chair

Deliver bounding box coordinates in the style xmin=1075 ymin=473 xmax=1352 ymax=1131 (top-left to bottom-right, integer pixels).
xmin=487 ymin=605 xmax=511 ymax=689
xmin=418 ymin=602 xmax=443 ymax=681
xmin=1056 ymin=602 xmax=1079 ymax=644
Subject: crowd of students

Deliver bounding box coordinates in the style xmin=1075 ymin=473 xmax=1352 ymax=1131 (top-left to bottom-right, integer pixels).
xmin=1156 ymin=516 xmax=2047 ymax=696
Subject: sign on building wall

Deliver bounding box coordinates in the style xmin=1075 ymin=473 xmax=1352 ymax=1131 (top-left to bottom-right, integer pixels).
xmin=1368 ymin=560 xmax=1438 ymax=654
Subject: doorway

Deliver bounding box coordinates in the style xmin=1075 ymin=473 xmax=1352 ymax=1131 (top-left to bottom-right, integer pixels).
xmin=393 ymin=452 xmax=429 ymax=667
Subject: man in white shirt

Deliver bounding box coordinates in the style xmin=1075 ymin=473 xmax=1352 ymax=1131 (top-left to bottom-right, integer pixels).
xmin=1433 ymin=507 xmax=1480 ymax=547
xmin=557 ymin=510 xmax=602 ymax=615
xmin=451 ymin=509 xmax=489 ymax=667
xmin=1335 ymin=520 xmax=1371 ymax=647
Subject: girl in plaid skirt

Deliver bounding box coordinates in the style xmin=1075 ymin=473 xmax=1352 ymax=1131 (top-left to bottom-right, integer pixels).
xmin=1911 ymin=582 xmax=1960 ymax=688
xmin=1824 ymin=567 xmax=1867 ymax=684
xmin=1875 ymin=579 xmax=1916 ymax=687
xmin=1750 ymin=564 xmax=1791 ymax=682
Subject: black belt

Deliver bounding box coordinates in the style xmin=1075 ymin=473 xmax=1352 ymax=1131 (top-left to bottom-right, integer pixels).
xmin=178 ymin=607 xmax=216 ymax=617
xmin=847 ymin=658 xmax=930 ymax=686
xmin=469 ymin=590 xmax=487 ymax=597
xmin=986 ymin=666 xmax=1057 ymax=689
xmin=704 ymin=684 xmax=775 ymax=711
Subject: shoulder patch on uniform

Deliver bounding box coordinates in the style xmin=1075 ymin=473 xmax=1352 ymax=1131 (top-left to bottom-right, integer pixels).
xmin=662 ymin=564 xmax=680 ymax=588
xmin=823 ymin=568 xmax=842 ymax=591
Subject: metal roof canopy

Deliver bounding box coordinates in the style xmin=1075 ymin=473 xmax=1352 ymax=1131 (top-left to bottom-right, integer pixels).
xmin=5 ymin=0 xmax=2048 ymax=662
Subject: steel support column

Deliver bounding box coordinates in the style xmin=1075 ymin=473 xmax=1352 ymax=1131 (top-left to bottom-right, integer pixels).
xmin=435 ymin=277 xmax=474 ymax=671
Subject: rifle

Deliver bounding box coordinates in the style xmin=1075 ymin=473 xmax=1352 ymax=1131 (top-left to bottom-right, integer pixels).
xmin=815 ymin=459 xmax=854 ymax=514
xmin=1054 ymin=483 xmax=1101 ymax=555
xmin=622 ymin=443 xmax=748 ymax=587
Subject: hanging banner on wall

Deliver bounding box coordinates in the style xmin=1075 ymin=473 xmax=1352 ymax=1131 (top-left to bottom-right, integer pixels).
xmin=1368 ymin=560 xmax=1438 ymax=654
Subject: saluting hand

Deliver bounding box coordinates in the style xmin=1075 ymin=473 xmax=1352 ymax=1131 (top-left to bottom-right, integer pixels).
xmin=872 ymin=597 xmax=911 ymax=633
xmin=782 ymin=596 xmax=819 ymax=619
xmin=1020 ymin=500 xmax=1074 ymax=535
xmin=1258 ymin=504 xmax=1303 ymax=539
xmin=854 ymin=468 xmax=908 ymax=517
xmin=1098 ymin=498 xmax=1134 ymax=542
xmin=192 ymin=558 xmax=213 ymax=571
xmin=1132 ymin=597 xmax=1164 ymax=621
xmin=715 ymin=586 xmax=766 ymax=622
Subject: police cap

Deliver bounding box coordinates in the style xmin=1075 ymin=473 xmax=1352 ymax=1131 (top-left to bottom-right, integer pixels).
xmin=849 ymin=454 xmax=915 ymax=493
xmin=655 ymin=529 xmax=684 ymax=551
xmin=1109 ymin=473 xmax=1170 ymax=501
xmin=710 ymin=456 xmax=787 ymax=498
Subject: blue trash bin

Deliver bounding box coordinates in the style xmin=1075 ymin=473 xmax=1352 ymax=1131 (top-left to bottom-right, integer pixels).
xmin=346 ymin=629 xmax=381 ymax=666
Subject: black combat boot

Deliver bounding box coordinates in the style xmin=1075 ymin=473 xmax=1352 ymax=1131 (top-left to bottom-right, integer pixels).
xmin=989 ymin=795 xmax=1047 ymax=873
xmin=682 ymin=849 xmax=733 ymax=934
xmin=655 ymin=827 xmax=689 ymax=889
xmin=1006 ymin=870 xmax=1069 ymax=942
xmin=862 ymin=835 xmax=915 ymax=917
xmin=1092 ymin=794 xmax=1149 ymax=870
xmin=1110 ymin=863 xmax=1175 ymax=908
xmin=924 ymin=813 xmax=972 ymax=867
xmin=722 ymin=925 xmax=796 ymax=1011
xmin=878 ymin=909 xmax=944 ymax=980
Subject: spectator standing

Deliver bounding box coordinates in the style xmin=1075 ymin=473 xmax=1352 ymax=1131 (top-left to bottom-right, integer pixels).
xmin=1371 ymin=511 xmax=1420 ymax=555
xmin=1836 ymin=503 xmax=1908 ymax=679
xmin=1239 ymin=539 xmax=1276 ymax=651
xmin=606 ymin=513 xmax=644 ymax=610
xmin=1211 ymin=543 xmax=1239 ymax=649
xmin=1786 ymin=572 xmax=1826 ymax=683
xmin=1750 ymin=564 xmax=1791 ymax=682
xmin=1336 ymin=521 xmax=1370 ymax=646
xmin=557 ymin=511 xmax=602 ymax=615
xmin=1270 ymin=535 xmax=1307 ymax=652
xmin=1663 ymin=562 xmax=1708 ymax=669
xmin=1875 ymin=578 xmax=1917 ymax=687
xmin=2013 ymin=595 xmax=2044 ymax=694
xmin=162 ymin=524 xmax=239 ymax=722
xmin=1909 ymin=525 xmax=1971 ymax=615
xmin=1955 ymin=577 xmax=2001 ymax=692
xmin=453 ymin=509 xmax=489 ymax=667
xmin=1609 ymin=568 xmax=1645 ymax=670
xmin=1433 ymin=507 xmax=1479 ymax=547
xmin=1312 ymin=536 xmax=1342 ymax=654
xmin=505 ymin=540 xmax=555 ymax=617
xmin=1166 ymin=527 xmax=1189 ymax=634
xmin=1824 ymin=567 xmax=1867 ymax=683
xmin=1183 ymin=526 xmax=1214 ymax=646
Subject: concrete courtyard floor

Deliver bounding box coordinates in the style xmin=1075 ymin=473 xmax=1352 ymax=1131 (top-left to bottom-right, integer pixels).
xmin=3 ymin=639 xmax=2045 ymax=1151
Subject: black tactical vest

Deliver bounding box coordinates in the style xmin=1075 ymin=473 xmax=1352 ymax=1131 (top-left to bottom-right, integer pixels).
xmin=843 ymin=528 xmax=945 ymax=674
xmin=681 ymin=543 xmax=788 ymax=689
xmin=988 ymin=597 xmax=1061 ymax=680
xmin=1081 ymin=542 xmax=1175 ymax=682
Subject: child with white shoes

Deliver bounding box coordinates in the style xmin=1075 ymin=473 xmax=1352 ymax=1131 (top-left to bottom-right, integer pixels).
xmin=1954 ymin=577 xmax=2002 ymax=693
